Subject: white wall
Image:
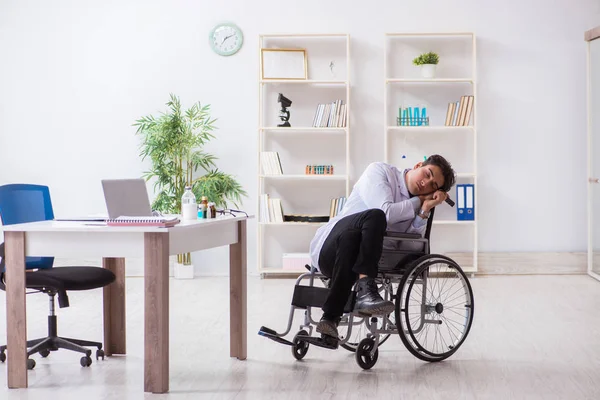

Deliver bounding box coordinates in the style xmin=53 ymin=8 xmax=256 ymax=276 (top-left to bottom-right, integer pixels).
xmin=0 ymin=0 xmax=598 ymax=275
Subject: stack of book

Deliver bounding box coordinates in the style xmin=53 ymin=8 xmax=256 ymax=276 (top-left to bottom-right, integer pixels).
xmin=260 ymin=151 xmax=283 ymax=175
xmin=259 ymin=194 xmax=284 ymax=223
xmin=444 ymin=95 xmax=474 ymax=126
xmin=312 ymin=100 xmax=347 ymax=127
xmin=329 ymin=196 xmax=346 ymax=218
xmin=306 ymin=165 xmax=334 ymax=175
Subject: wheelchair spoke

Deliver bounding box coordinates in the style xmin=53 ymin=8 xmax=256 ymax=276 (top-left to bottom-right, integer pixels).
xmin=438 ymin=274 xmax=461 ymax=301
xmin=440 ymin=283 xmax=465 ymax=307
xmin=440 ymin=315 xmax=462 ymax=343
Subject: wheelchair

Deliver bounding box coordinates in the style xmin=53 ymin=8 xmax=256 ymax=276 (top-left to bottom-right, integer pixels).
xmin=258 ymin=208 xmax=475 ymax=370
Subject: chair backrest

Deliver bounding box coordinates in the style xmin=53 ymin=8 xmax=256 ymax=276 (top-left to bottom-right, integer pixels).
xmin=0 ymin=184 xmax=55 ymax=270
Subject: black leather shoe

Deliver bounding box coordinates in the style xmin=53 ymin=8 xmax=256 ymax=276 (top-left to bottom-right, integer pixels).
xmin=354 ymin=277 xmax=395 ymax=316
xmin=316 ymin=316 xmax=340 ymax=339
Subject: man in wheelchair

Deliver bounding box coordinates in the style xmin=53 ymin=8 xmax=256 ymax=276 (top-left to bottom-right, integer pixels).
xmin=309 ymin=155 xmax=456 ymax=340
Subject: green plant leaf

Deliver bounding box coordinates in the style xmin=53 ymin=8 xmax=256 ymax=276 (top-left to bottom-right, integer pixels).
xmin=134 ymin=95 xmax=247 ymax=214
xmin=412 ymin=51 xmax=439 ymax=66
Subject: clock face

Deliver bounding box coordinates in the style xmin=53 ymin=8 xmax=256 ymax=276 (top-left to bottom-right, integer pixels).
xmin=209 ymin=23 xmax=243 ymax=56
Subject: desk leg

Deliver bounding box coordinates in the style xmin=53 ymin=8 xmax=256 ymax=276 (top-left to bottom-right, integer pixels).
xmin=144 ymin=232 xmax=169 ymax=393
xmin=229 ymin=219 xmax=247 ymax=360
xmin=102 ymin=257 xmax=126 ymax=356
xmin=5 ymin=231 xmax=27 ymax=388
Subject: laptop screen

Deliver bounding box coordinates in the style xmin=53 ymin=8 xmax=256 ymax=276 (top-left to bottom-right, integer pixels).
xmin=101 ymin=179 xmax=153 ymax=219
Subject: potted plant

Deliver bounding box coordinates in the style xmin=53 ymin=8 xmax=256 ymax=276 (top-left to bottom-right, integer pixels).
xmin=134 ymin=94 xmax=247 ymax=276
xmin=412 ymin=51 xmax=440 ymax=79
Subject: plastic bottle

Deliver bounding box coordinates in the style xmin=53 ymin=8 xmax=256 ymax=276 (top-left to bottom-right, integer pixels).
xmin=181 ymin=186 xmax=197 ymax=220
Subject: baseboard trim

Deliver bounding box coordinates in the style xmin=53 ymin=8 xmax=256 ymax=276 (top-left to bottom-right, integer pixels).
xmin=447 ymin=252 xmax=587 ymax=275
xmin=54 ymin=252 xmax=589 ymax=277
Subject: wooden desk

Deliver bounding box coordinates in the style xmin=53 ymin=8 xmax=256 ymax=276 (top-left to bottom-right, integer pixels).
xmin=1 ymin=215 xmax=249 ymax=393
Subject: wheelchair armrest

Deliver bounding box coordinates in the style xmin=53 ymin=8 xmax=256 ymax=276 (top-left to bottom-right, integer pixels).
xmin=385 ymin=231 xmax=422 ymax=239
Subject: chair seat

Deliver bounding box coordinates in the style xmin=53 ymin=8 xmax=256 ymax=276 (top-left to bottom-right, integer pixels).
xmin=28 ymin=267 xmax=115 ymax=291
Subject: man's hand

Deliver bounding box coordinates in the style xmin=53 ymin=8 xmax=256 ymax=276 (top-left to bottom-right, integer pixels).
xmin=418 ymin=193 xmax=434 ymax=203
xmin=422 ymin=190 xmax=447 ymax=212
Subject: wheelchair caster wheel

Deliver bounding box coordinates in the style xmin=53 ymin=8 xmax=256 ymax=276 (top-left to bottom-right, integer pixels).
xmin=27 ymin=359 xmax=36 ymax=370
xmin=291 ymin=330 xmax=310 ymax=360
xmin=355 ymin=338 xmax=378 ymax=370
xmin=0 ymin=352 xmax=6 ymax=363
xmin=39 ymin=349 xmax=50 ymax=358
xmin=80 ymin=356 xmax=92 ymax=367
xmin=96 ymin=349 xmax=105 ymax=360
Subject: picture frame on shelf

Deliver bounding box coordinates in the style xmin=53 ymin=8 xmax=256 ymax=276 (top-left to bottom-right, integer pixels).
xmin=261 ymin=48 xmax=307 ymax=80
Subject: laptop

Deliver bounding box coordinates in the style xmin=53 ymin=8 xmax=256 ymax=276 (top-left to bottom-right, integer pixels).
xmin=101 ymin=178 xmax=153 ymax=219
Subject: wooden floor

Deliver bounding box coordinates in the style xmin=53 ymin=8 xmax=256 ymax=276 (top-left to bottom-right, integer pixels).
xmin=0 ymin=274 xmax=599 ymax=399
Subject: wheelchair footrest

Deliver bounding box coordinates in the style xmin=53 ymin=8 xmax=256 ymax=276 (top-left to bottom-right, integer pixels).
xmin=297 ymin=335 xmax=339 ymax=350
xmin=258 ymin=326 xmax=293 ymax=346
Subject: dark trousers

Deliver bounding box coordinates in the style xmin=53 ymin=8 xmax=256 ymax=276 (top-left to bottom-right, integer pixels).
xmin=318 ymin=209 xmax=387 ymax=319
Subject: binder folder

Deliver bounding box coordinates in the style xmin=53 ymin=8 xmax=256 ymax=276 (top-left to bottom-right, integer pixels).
xmin=457 ymin=184 xmax=474 ymax=221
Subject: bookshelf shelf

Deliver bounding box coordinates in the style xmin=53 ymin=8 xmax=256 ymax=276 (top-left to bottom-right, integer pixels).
xmin=260 ymin=79 xmax=347 ymax=86
xmin=384 ymin=32 xmax=478 ymax=273
xmin=261 ymin=127 xmax=347 ymax=133
xmin=385 ymin=32 xmax=474 ymax=38
xmin=259 ymin=267 xmax=308 ymax=275
xmin=387 ymin=78 xmax=473 ymax=83
xmin=260 ymin=174 xmax=348 ymax=180
xmin=260 ymin=222 xmax=327 ymax=226
xmin=387 ymin=126 xmax=474 ymax=131
xmin=433 ymin=220 xmax=475 ymax=225
xmin=258 ymin=33 xmax=351 ymax=277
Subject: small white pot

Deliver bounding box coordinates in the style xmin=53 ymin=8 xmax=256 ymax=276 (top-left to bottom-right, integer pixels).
xmin=420 ymin=64 xmax=437 ymax=79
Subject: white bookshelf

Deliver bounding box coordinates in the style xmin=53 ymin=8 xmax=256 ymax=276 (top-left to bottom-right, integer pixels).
xmin=258 ymin=33 xmax=351 ymax=276
xmin=384 ymin=32 xmax=478 ymax=274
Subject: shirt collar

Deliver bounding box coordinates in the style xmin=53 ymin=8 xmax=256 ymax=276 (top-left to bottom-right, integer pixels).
xmin=399 ymin=168 xmax=412 ymax=198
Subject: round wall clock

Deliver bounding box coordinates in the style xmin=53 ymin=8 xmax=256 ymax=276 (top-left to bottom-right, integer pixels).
xmin=209 ymin=23 xmax=243 ymax=56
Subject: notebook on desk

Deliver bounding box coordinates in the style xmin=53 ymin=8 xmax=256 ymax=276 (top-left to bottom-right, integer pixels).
xmin=106 ymin=216 xmax=180 ymax=227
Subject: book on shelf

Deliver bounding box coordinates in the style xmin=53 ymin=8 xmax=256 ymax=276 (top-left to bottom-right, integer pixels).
xmin=260 ymin=151 xmax=283 ymax=175
xmin=329 ymin=196 xmax=346 ymax=218
xmin=259 ymin=194 xmax=284 ymax=223
xmin=312 ymin=100 xmax=347 ymax=127
xmin=106 ymin=216 xmax=180 ymax=227
xmin=444 ymin=95 xmax=474 ymax=126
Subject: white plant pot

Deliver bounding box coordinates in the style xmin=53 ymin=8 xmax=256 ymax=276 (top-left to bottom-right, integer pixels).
xmin=420 ymin=64 xmax=437 ymax=79
xmin=174 ymin=262 xmax=194 ymax=279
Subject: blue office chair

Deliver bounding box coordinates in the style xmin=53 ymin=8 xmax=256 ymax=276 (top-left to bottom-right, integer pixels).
xmin=0 ymin=184 xmax=116 ymax=369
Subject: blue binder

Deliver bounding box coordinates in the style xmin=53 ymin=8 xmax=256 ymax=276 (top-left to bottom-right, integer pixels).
xmin=457 ymin=184 xmax=474 ymax=221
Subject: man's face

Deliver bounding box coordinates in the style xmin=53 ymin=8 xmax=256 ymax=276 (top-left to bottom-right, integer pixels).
xmin=407 ymin=162 xmax=445 ymax=195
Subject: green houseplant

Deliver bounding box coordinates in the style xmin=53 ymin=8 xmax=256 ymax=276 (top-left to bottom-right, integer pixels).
xmin=134 ymin=94 xmax=247 ymax=265
xmin=412 ymin=51 xmax=439 ymax=78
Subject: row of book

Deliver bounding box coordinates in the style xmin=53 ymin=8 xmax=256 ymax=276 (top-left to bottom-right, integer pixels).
xmin=260 ymin=151 xmax=283 ymax=175
xmin=329 ymin=196 xmax=347 ymax=218
xmin=445 ymin=95 xmax=474 ymax=126
xmin=259 ymin=194 xmax=284 ymax=223
xmin=312 ymin=100 xmax=347 ymax=127
xmin=306 ymin=165 xmax=334 ymax=175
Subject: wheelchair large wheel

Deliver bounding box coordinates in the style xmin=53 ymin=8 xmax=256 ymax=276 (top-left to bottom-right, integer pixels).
xmin=395 ymin=255 xmax=474 ymax=362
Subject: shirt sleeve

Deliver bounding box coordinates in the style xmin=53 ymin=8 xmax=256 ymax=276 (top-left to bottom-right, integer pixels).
xmin=356 ymin=163 xmax=418 ymax=225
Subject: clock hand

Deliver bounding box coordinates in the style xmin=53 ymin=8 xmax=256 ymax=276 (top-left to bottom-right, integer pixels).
xmin=221 ymin=34 xmax=233 ymax=45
